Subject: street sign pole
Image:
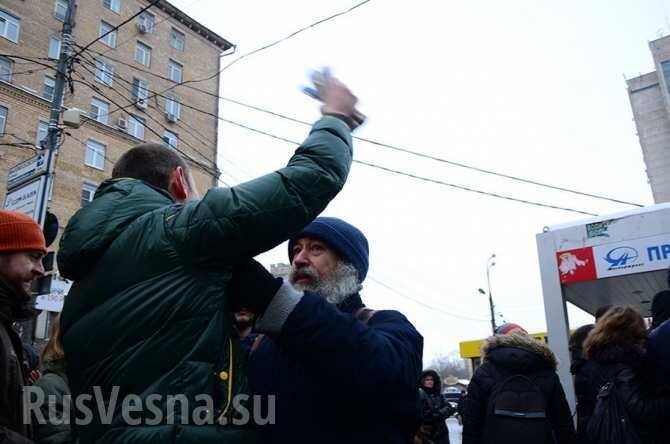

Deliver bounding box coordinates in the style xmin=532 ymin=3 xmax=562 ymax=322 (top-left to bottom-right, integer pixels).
xmin=37 ymin=0 xmax=76 ymax=227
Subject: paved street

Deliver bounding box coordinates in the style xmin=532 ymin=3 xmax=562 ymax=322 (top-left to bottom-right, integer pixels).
xmin=448 ymin=417 xmax=462 ymax=444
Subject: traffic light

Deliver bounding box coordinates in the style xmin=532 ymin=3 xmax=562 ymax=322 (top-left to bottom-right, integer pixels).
xmin=31 ymin=211 xmax=58 ymax=296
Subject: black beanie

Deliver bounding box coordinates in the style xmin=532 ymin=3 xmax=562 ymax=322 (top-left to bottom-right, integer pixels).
xmin=651 ymin=290 xmax=670 ymax=328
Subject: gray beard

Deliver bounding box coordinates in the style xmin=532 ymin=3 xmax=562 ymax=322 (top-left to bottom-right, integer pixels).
xmin=290 ymin=262 xmax=361 ymax=305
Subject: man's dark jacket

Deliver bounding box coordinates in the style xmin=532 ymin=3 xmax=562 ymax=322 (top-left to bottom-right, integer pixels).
xmin=247 ymin=292 xmax=423 ymax=444
xmin=0 ymin=279 xmax=33 ymax=443
xmin=57 ymin=117 xmax=353 ymax=443
xmin=462 ymin=332 xmax=576 ymax=444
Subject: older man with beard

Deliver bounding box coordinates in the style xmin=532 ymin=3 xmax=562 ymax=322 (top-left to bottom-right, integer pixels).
xmin=0 ymin=210 xmax=47 ymax=443
xmin=228 ymin=217 xmax=423 ymax=444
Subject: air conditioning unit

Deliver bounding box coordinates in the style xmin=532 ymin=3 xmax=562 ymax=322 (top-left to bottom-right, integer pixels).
xmin=137 ymin=22 xmax=149 ymax=34
xmin=117 ymin=117 xmax=127 ymax=130
xmin=165 ymin=112 xmax=178 ymax=123
xmin=135 ymin=98 xmax=147 ymax=110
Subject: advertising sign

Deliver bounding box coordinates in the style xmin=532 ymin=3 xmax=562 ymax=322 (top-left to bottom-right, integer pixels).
xmin=557 ymin=247 xmax=597 ymax=284
xmin=3 ymin=177 xmax=46 ymax=221
xmin=593 ymin=233 xmax=670 ymax=279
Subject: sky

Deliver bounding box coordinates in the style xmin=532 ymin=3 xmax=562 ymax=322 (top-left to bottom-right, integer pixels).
xmin=170 ymin=0 xmax=670 ymax=364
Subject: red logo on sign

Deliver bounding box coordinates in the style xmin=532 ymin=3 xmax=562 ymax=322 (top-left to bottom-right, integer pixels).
xmin=557 ymin=247 xmax=597 ymax=284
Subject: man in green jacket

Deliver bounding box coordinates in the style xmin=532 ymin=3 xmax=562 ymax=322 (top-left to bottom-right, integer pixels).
xmin=57 ymin=77 xmax=360 ymax=443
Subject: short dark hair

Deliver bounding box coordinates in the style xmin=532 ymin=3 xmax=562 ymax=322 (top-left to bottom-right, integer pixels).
xmin=112 ymin=143 xmax=188 ymax=191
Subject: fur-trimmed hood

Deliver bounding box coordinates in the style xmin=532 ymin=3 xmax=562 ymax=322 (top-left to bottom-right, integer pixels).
xmin=482 ymin=332 xmax=558 ymax=373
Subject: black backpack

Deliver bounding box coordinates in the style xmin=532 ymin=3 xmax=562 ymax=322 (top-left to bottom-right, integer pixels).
xmin=482 ymin=374 xmax=554 ymax=444
xmin=586 ymin=380 xmax=641 ymax=444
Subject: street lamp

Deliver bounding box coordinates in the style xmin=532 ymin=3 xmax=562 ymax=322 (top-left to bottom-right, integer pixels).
xmin=479 ymin=254 xmax=497 ymax=335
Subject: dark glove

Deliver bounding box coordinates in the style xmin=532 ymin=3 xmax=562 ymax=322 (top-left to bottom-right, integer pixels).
xmin=228 ymin=259 xmax=283 ymax=315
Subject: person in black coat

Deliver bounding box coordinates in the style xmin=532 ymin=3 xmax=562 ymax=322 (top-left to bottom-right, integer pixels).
xmin=569 ymin=324 xmax=597 ymax=444
xmin=461 ymin=323 xmax=576 ymax=444
xmin=229 ymin=218 xmax=424 ymax=444
xmin=584 ymin=305 xmax=670 ymax=444
xmin=416 ymin=370 xmax=455 ymax=444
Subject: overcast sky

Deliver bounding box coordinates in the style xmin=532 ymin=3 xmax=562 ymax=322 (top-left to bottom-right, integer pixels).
xmin=171 ymin=0 xmax=669 ymax=364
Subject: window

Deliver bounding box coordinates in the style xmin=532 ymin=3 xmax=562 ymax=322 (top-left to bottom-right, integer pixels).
xmin=167 ymin=59 xmax=183 ymax=83
xmin=127 ymin=114 xmax=145 ymax=139
xmin=662 ymin=61 xmax=670 ymax=96
xmin=95 ymin=59 xmax=114 ymax=86
xmin=0 ymin=57 xmax=11 ymax=82
xmin=132 ymin=77 xmax=149 ymax=103
xmin=103 ymin=0 xmax=120 ymax=14
xmin=43 ymin=76 xmax=56 ymax=101
xmin=36 ymin=121 xmax=48 ymax=147
xmin=170 ymin=28 xmax=185 ymax=51
xmin=0 ymin=10 xmax=20 ymax=43
xmin=164 ymin=96 xmax=181 ymax=119
xmin=138 ymin=12 xmax=154 ymax=33
xmin=135 ymin=42 xmax=151 ymax=66
xmin=54 ymin=0 xmax=68 ymax=21
xmin=0 ymin=106 xmax=7 ymax=134
xmin=48 ymin=37 xmax=61 ymax=60
xmin=81 ymin=183 xmax=97 ymax=207
xmin=85 ymin=140 xmax=105 ymax=169
xmin=162 ymin=130 xmax=178 ymax=149
xmin=99 ymin=21 xmax=117 ymax=48
xmin=89 ymin=97 xmax=109 ymax=124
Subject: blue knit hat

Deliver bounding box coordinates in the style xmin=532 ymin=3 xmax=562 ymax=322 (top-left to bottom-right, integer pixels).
xmin=288 ymin=217 xmax=369 ymax=282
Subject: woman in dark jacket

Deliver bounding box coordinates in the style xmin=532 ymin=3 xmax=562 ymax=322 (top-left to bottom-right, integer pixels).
xmin=32 ymin=315 xmax=74 ymax=444
xmin=461 ymin=323 xmax=575 ymax=444
xmin=583 ymin=305 xmax=670 ymax=444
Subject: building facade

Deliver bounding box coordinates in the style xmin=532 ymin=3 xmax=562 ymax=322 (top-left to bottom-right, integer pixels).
xmin=0 ymin=0 xmax=232 ymax=339
xmin=628 ymin=34 xmax=670 ymax=203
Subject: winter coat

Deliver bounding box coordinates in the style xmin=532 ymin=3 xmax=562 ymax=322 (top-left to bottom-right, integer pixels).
xmin=461 ymin=333 xmax=576 ymax=444
xmin=570 ymin=340 xmax=600 ymax=444
xmin=247 ymin=292 xmax=424 ymax=444
xmin=648 ymin=320 xmax=670 ymax=388
xmin=0 ymin=278 xmax=33 ymax=444
xmin=418 ymin=370 xmax=453 ymax=444
xmin=31 ymin=358 xmax=74 ymax=444
xmin=585 ymin=343 xmax=670 ymax=444
xmin=57 ymin=116 xmax=353 ymax=444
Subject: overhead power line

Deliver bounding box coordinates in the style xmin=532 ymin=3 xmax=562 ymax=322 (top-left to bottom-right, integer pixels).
xmin=367 ymin=275 xmax=490 ymax=322
xmin=94 ymin=0 xmax=371 ymax=120
xmin=216 ymin=97 xmax=642 ymax=208
xmin=70 ymin=44 xmax=640 ymax=209
xmin=212 ymin=116 xmax=599 ymax=216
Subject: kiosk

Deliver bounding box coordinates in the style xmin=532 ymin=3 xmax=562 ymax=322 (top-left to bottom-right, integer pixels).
xmin=536 ymin=202 xmax=670 ymax=410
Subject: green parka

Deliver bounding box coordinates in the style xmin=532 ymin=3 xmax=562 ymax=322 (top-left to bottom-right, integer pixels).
xmin=57 ymin=117 xmax=353 ymax=443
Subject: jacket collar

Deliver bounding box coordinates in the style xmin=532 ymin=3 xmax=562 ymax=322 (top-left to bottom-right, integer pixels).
xmin=336 ymin=292 xmax=364 ymax=314
xmin=482 ymin=332 xmax=559 ymax=370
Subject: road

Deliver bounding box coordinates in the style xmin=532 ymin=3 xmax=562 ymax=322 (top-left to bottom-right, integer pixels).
xmin=447 ymin=417 xmax=462 ymax=444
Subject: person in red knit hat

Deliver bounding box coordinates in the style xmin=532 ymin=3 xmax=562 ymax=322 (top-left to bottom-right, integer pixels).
xmin=0 ymin=209 xmax=46 ymax=443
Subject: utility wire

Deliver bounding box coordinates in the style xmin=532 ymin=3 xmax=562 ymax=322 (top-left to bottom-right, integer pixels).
xmin=95 ymin=0 xmax=371 ymax=119
xmin=367 ymin=275 xmax=490 ymax=322
xmin=72 ymin=0 xmax=161 ymax=59
xmin=72 ymin=45 xmax=641 ymax=208
xmin=216 ymin=97 xmax=642 ymax=208
xmin=71 ymin=73 xmax=218 ymax=178
xmin=75 ymin=54 xmax=217 ymax=168
xmin=213 ymin=116 xmax=599 ymax=216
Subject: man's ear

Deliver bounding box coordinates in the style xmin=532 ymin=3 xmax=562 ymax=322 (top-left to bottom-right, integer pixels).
xmin=168 ymin=166 xmax=189 ymax=202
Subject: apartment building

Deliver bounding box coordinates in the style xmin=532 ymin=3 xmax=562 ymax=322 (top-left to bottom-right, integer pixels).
xmin=0 ymin=0 xmax=232 ymax=338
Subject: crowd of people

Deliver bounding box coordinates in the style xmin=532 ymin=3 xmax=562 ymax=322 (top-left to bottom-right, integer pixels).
xmin=2 ymin=74 xmax=670 ymax=444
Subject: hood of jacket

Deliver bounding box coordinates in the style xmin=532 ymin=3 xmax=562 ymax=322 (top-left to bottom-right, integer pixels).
xmin=420 ymin=369 xmax=442 ymax=394
xmin=57 ymin=178 xmax=175 ymax=280
xmin=482 ymin=332 xmax=558 ymax=373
